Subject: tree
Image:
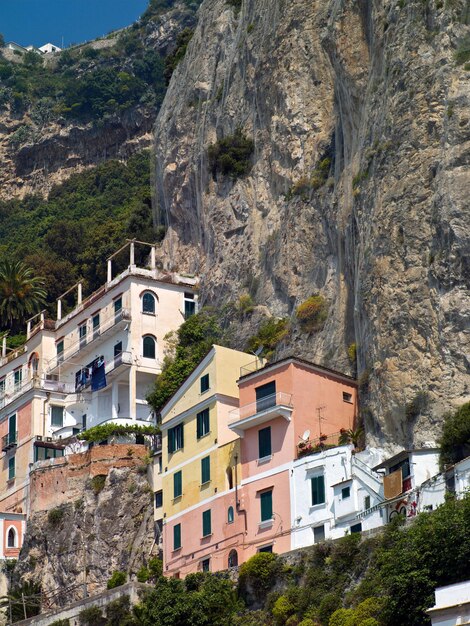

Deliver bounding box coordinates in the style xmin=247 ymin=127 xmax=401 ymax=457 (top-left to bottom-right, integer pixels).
xmin=0 ymin=260 xmax=46 ymax=332
xmin=439 ymin=402 xmax=470 ymax=468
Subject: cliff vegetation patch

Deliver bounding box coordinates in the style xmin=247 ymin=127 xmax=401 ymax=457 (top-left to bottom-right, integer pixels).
xmin=208 ymin=130 xmax=255 ymax=180
xmin=296 ymin=295 xmax=328 ymax=333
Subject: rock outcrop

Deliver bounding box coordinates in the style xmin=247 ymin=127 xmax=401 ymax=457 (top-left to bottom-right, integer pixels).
xmin=153 ymin=0 xmax=470 ymax=449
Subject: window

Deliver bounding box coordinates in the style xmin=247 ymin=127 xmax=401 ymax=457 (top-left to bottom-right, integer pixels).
xmin=114 ymin=341 xmax=122 ymax=360
xmin=390 ymin=458 xmax=411 ymax=479
xmin=34 ymin=445 xmax=64 ymax=462
xmin=184 ymin=293 xmax=196 ymax=319
xmin=142 ymin=292 xmax=156 ymax=315
xmin=255 ymin=381 xmax=276 ymax=412
xmin=155 ymin=491 xmax=163 ymax=508
xmin=258 ymin=545 xmax=273 ymax=553
xmin=258 ymin=427 xmax=272 ymax=459
xmin=143 ymin=335 xmax=156 ymax=359
xmin=228 ymin=506 xmax=234 ymax=524
xmin=201 ymin=456 xmax=211 ymax=485
xmin=51 ymin=406 xmax=64 ymax=428
xmin=341 ymin=486 xmax=351 ymax=499
xmin=311 ymin=475 xmax=325 ymax=506
xmin=313 ymin=525 xmax=325 ymax=543
xmin=260 ymin=490 xmax=273 ymax=522
xmin=173 ymin=523 xmax=181 ymax=550
xmin=56 ymin=340 xmax=64 ymax=363
xmin=168 ymin=424 xmax=184 ymax=453
xmin=79 ymin=323 xmax=87 ymax=347
xmin=8 ymin=414 xmax=16 ymax=445
xmin=92 ymin=313 xmax=100 ymax=338
xmin=196 ymin=408 xmax=210 ymax=439
xmin=350 ymin=523 xmax=362 ymax=534
xmin=114 ymin=297 xmax=122 ymax=321
xmin=7 ymin=527 xmax=17 ymax=548
xmin=200 ymin=374 xmax=210 ymax=394
xmin=173 ymin=471 xmax=182 ymax=499
xmin=202 ymin=509 xmax=212 ymax=537
xmin=13 ymin=369 xmax=22 ymax=390
xmin=364 ymin=495 xmax=371 ymax=510
xmin=201 ymin=558 xmax=210 ymax=572
xmin=343 ymin=392 xmax=352 ymax=403
xmin=8 ymin=457 xmax=15 ymax=480
xmin=228 ymin=549 xmax=238 ymax=568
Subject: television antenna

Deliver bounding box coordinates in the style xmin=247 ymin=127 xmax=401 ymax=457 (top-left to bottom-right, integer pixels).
xmin=316 ymin=405 xmax=326 ymax=438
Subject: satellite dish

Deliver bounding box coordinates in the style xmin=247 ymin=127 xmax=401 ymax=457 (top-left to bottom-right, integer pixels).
xmin=301 ymin=430 xmax=310 ymax=441
xmin=254 ymin=345 xmax=264 ymax=357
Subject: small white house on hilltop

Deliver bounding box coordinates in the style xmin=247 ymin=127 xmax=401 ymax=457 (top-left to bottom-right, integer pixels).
xmin=39 ymin=43 xmax=62 ymax=54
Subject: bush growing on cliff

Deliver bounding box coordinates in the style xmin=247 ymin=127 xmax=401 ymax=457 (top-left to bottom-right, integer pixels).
xmin=164 ymin=28 xmax=194 ymax=84
xmin=439 ymin=401 xmax=470 ymax=468
xmin=78 ymin=423 xmax=159 ymax=445
xmin=79 ymin=606 xmax=105 ymax=626
xmin=91 ymin=475 xmax=106 ymax=495
xmin=296 ymin=295 xmax=328 ymax=333
xmin=48 ymin=507 xmax=65 ymax=526
xmin=208 ymin=130 xmax=254 ymax=180
xmin=247 ymin=317 xmax=290 ymax=360
xmin=107 ymin=570 xmax=126 ymax=590
xmin=238 ymin=552 xmax=283 ymax=603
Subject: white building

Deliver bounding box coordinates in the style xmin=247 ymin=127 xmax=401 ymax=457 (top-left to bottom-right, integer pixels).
xmin=39 ymin=43 xmax=62 ymax=54
xmin=290 ymin=445 xmax=385 ymax=548
xmin=427 ymin=580 xmax=470 ymax=626
xmin=0 ymin=241 xmax=198 ymax=514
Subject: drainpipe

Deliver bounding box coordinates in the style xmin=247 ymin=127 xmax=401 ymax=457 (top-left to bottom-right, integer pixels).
xmin=43 ymin=393 xmax=50 ymax=438
xmin=234 ymin=454 xmax=247 ymax=532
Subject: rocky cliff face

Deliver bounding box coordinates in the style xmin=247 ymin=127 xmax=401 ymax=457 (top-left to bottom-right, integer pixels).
xmin=15 ymin=449 xmax=155 ymax=609
xmin=154 ymin=0 xmax=470 ymax=449
xmin=0 ymin=1 xmax=198 ymax=200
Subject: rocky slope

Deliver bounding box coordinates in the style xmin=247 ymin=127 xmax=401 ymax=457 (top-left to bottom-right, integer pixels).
xmin=154 ymin=0 xmax=470 ymax=449
xmin=0 ymin=1 xmax=198 ymax=200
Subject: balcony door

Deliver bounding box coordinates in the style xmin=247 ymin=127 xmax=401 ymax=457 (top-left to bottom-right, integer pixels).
xmin=255 ymin=381 xmax=276 ymax=413
xmin=8 ymin=414 xmax=16 ymax=445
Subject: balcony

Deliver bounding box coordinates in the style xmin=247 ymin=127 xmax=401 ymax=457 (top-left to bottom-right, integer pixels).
xmin=46 ymin=307 xmax=131 ymax=372
xmin=229 ymin=392 xmax=293 ymax=437
xmin=0 ymin=377 xmax=76 ymax=412
xmin=2 ymin=431 xmax=18 ymax=452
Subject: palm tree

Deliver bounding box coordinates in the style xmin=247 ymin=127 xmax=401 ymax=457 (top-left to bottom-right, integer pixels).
xmin=0 ymin=260 xmax=46 ymax=332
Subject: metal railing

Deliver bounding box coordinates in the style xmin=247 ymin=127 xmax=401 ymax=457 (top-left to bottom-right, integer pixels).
xmin=296 ymin=431 xmax=343 ymax=458
xmin=229 ymin=392 xmax=293 ymax=422
xmin=0 ymin=376 xmax=76 ymax=411
xmin=106 ymin=351 xmax=132 ymax=374
xmin=46 ymin=307 xmax=131 ymax=370
xmin=2 ymin=431 xmax=18 ymax=452
xmin=239 ymin=358 xmax=265 ymax=378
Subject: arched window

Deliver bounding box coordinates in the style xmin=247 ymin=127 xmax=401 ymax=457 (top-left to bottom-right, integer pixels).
xmin=226 ymin=467 xmax=233 ymax=490
xmin=142 ymin=292 xmax=156 ymax=315
xmin=228 ymin=549 xmax=238 ymax=568
xmin=143 ymin=336 xmax=156 ymax=359
xmin=227 ymin=506 xmax=234 ymax=524
xmin=7 ymin=527 xmax=17 ymax=548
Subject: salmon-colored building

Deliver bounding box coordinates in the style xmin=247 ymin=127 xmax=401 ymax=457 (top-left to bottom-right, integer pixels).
xmin=0 ymin=512 xmax=25 ymax=559
xmin=229 ymin=357 xmax=358 ymax=558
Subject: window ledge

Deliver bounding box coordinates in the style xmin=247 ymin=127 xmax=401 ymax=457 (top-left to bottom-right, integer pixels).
xmin=309 ymin=502 xmax=326 ymax=511
xmin=200 ymin=480 xmax=211 ymax=489
xmin=201 ymin=533 xmax=213 ymax=539
xmin=199 ymin=389 xmax=211 ymax=396
xmin=258 ymin=519 xmax=273 ymax=529
xmin=257 ymin=455 xmax=272 ymax=466
xmin=142 ymin=311 xmax=156 ymax=316
xmin=172 ymin=495 xmax=183 ymax=503
xmin=197 ymin=432 xmax=211 ymax=441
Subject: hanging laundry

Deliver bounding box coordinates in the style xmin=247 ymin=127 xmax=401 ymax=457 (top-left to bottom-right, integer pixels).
xmin=91 ymin=356 xmax=106 ymax=392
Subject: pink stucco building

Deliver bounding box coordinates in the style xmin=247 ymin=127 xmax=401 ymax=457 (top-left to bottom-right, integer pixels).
xmin=228 ymin=357 xmax=358 ymax=559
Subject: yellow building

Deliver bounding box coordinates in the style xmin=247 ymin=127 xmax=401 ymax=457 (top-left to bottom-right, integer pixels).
xmin=158 ymin=345 xmax=253 ymax=576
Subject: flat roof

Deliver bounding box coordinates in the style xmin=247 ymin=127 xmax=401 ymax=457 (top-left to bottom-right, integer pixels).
xmin=238 ymin=355 xmax=356 ymax=385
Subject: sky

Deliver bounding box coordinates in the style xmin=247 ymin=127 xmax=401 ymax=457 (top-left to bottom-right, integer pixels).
xmin=0 ymin=0 xmax=149 ymax=48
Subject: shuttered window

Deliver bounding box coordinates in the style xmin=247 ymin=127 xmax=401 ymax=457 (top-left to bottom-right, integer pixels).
xmin=258 ymin=427 xmax=272 ymax=459
xmin=168 ymin=424 xmax=184 ymax=453
xmin=173 ymin=470 xmax=182 ymax=499
xmin=201 ymin=456 xmax=211 ymax=484
xmin=311 ymin=475 xmax=325 ymax=505
xmin=8 ymin=457 xmax=15 ymax=481
xmin=260 ymin=490 xmax=273 ymax=522
xmin=196 ymin=409 xmax=210 ymax=439
xmin=202 ymin=509 xmax=211 ymax=537
xmin=173 ymin=523 xmax=181 ymax=550
xmin=255 ymin=381 xmax=276 ymax=412
xmin=200 ymin=374 xmax=210 ymax=393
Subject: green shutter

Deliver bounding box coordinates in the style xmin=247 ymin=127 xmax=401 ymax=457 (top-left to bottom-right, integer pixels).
xmin=174 ymin=523 xmax=181 ymax=550
xmin=197 ymin=409 xmax=209 ymax=439
xmin=168 ymin=428 xmax=175 ymax=453
xmin=196 ymin=412 xmax=202 ymax=439
xmin=202 ymin=509 xmax=211 ymax=537
xmin=258 ymin=427 xmax=272 ymax=459
xmin=260 ymin=490 xmax=273 ymax=522
xmin=311 ymin=475 xmax=325 ymax=505
xmin=174 ymin=470 xmax=182 ymax=498
xmin=201 ymin=456 xmax=210 ymax=484
xmin=178 ymin=424 xmax=184 ymax=449
xmin=8 ymin=414 xmax=16 ymax=444
xmin=8 ymin=457 xmax=15 ymax=481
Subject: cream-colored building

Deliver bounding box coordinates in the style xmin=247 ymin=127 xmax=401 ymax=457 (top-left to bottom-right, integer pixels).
xmin=0 ymin=242 xmax=198 ymax=514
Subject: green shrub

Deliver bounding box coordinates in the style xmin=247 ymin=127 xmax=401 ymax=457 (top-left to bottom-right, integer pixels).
xmin=91 ymin=475 xmax=106 ymax=495
xmin=347 ymin=343 xmax=357 ymax=364
xmin=247 ymin=317 xmax=290 ymax=359
xmin=272 ymin=595 xmax=296 ymax=624
xmin=296 ymin=295 xmax=328 ymax=333
xmin=329 ymin=608 xmax=354 ymax=626
xmin=79 ymin=423 xmax=159 ymax=444
xmin=208 ymin=130 xmax=254 ymax=180
xmin=238 ymin=552 xmax=282 ymax=602
xmin=298 ymin=620 xmax=317 ymax=626
xmin=107 ymin=570 xmax=126 ymax=589
xmin=106 ymin=596 xmax=135 ymax=626
xmin=405 ymin=391 xmax=430 ymax=421
xmin=50 ymin=620 xmax=70 ymax=626
xmin=164 ymin=28 xmax=194 ymax=84
xmin=454 ymin=34 xmax=470 ymax=64
xmin=238 ymin=293 xmax=255 ymax=316
xmin=439 ymin=402 xmax=470 ymax=467
xmin=318 ymin=593 xmax=341 ymax=625
xmin=78 ymin=605 xmax=105 ymax=626
xmin=48 ymin=507 xmax=65 ymax=526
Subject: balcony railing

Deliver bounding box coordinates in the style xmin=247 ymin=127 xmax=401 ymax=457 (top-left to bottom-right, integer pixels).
xmin=46 ymin=307 xmax=131 ymax=371
xmin=2 ymin=431 xmax=18 ymax=452
xmin=0 ymin=377 xmax=76 ymax=412
xmin=296 ymin=431 xmax=343 ymax=459
xmin=229 ymin=392 xmax=293 ymax=435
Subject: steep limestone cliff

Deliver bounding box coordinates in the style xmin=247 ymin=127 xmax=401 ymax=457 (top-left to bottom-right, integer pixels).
xmin=153 ymin=0 xmax=470 ymax=449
